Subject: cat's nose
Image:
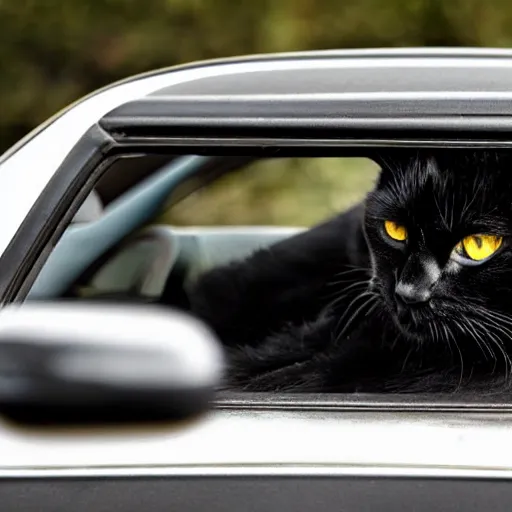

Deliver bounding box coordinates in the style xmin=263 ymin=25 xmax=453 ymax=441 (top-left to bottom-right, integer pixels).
xmin=395 ymin=282 xmax=431 ymax=305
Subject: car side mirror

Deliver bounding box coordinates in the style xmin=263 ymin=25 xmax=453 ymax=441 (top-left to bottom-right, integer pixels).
xmin=0 ymin=303 xmax=223 ymax=425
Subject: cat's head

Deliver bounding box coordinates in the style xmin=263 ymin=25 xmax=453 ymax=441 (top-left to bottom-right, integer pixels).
xmin=364 ymin=150 xmax=512 ymax=348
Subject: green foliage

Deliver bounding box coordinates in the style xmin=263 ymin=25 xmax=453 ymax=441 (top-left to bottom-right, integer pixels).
xmin=2 ymin=1 xmax=512 ymax=225
xmin=163 ymin=157 xmax=380 ymax=226
xmin=2 ymin=0 xmax=512 ymax=152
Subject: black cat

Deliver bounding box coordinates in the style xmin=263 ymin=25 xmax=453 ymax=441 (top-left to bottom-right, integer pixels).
xmin=189 ymin=150 xmax=512 ymax=394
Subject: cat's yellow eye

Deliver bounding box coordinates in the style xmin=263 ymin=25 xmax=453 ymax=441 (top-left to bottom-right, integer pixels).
xmin=453 ymin=234 xmax=503 ymax=262
xmin=384 ymin=220 xmax=407 ymax=242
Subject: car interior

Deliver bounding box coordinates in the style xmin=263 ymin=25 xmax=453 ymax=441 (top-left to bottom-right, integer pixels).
xmin=26 ymin=153 xmax=378 ymax=315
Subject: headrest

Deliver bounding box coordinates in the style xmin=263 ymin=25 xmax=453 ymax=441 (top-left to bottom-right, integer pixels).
xmin=72 ymin=189 xmax=103 ymax=223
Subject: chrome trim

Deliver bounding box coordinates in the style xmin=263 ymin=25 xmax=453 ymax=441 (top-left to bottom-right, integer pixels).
xmin=148 ymin=91 xmax=512 ymax=100
xmin=0 ymin=465 xmax=511 ymax=480
xmin=215 ymin=391 xmax=512 ymax=412
xmin=1 ymin=408 xmax=512 ymax=471
xmin=117 ymin=137 xmax=512 ymax=148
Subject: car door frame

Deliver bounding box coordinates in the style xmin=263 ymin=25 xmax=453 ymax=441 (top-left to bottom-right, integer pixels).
xmin=4 ymin=50 xmax=512 ymax=510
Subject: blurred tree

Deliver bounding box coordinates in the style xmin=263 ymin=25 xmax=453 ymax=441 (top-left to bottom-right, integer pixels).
xmin=163 ymin=157 xmax=380 ymax=226
xmin=2 ymin=0 xmax=512 ymax=152
xmin=3 ymin=0 xmax=512 ymax=226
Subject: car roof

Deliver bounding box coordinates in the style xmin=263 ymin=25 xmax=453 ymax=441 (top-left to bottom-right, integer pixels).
xmin=8 ymin=46 xmax=512 ymax=163
xmin=146 ymin=47 xmax=512 ymax=97
xmin=100 ymin=48 xmax=512 ymax=142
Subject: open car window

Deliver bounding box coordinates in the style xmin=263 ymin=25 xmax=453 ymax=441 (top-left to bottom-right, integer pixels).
xmin=19 ymin=144 xmax=512 ymax=402
xmin=26 ymin=154 xmax=380 ymax=306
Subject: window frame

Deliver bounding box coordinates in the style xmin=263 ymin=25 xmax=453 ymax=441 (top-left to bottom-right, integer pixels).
xmin=3 ymin=100 xmax=512 ymax=482
xmin=7 ymin=131 xmax=512 ymax=406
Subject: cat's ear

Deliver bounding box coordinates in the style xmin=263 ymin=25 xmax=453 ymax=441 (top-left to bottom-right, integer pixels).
xmin=372 ymin=150 xmax=437 ymax=189
xmin=372 ymin=151 xmax=418 ymax=188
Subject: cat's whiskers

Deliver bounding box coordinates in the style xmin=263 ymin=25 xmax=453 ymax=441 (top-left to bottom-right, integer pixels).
xmin=473 ymin=319 xmax=512 ymax=382
xmin=457 ymin=317 xmax=496 ymax=365
xmin=400 ymin=345 xmax=416 ymax=373
xmin=437 ymin=301 xmax=512 ymax=382
xmin=460 ymin=177 xmax=485 ymax=220
xmin=477 ymin=308 xmax=512 ymax=331
xmin=336 ymin=299 xmax=379 ymax=344
xmin=433 ymin=193 xmax=450 ymax=231
xmin=470 ymin=320 xmax=502 ymax=376
xmin=323 ymin=279 xmax=370 ymax=302
xmin=470 ymin=320 xmax=498 ymax=368
xmin=332 ymin=266 xmax=371 ymax=279
xmin=333 ymin=290 xmax=376 ymax=329
xmin=442 ymin=323 xmax=464 ymax=390
xmin=473 ymin=308 xmax=512 ymax=343
xmin=433 ymin=321 xmax=443 ymax=347
xmin=326 ymin=278 xmax=369 ymax=293
xmin=325 ymin=268 xmax=371 ymax=292
xmin=389 ymin=333 xmax=401 ymax=351
xmin=449 ymin=188 xmax=456 ymax=229
xmin=326 ymin=278 xmax=369 ymax=290
xmin=427 ymin=323 xmax=435 ymax=345
xmin=333 ymin=291 xmax=380 ymax=342
xmin=327 ymin=274 xmax=368 ymax=285
xmin=430 ymin=321 xmax=446 ymax=359
xmin=463 ymin=306 xmax=512 ymax=381
xmin=481 ymin=326 xmax=511 ymax=382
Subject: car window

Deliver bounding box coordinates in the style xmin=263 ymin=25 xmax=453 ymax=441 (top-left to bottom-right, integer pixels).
xmin=27 ymin=154 xmax=380 ymax=307
xmin=21 ymin=148 xmax=512 ymax=406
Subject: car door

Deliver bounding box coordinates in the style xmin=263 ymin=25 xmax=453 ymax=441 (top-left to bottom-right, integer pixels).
xmin=2 ymin=49 xmax=512 ymax=511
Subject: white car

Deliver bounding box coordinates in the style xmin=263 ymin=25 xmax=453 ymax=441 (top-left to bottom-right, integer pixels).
xmin=0 ymin=48 xmax=511 ymax=511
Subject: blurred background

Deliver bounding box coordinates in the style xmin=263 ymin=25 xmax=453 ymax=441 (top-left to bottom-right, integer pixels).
xmin=1 ymin=0 xmax=509 ymax=226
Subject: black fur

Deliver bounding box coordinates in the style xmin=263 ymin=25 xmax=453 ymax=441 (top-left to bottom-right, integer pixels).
xmin=188 ymin=150 xmax=512 ymax=394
